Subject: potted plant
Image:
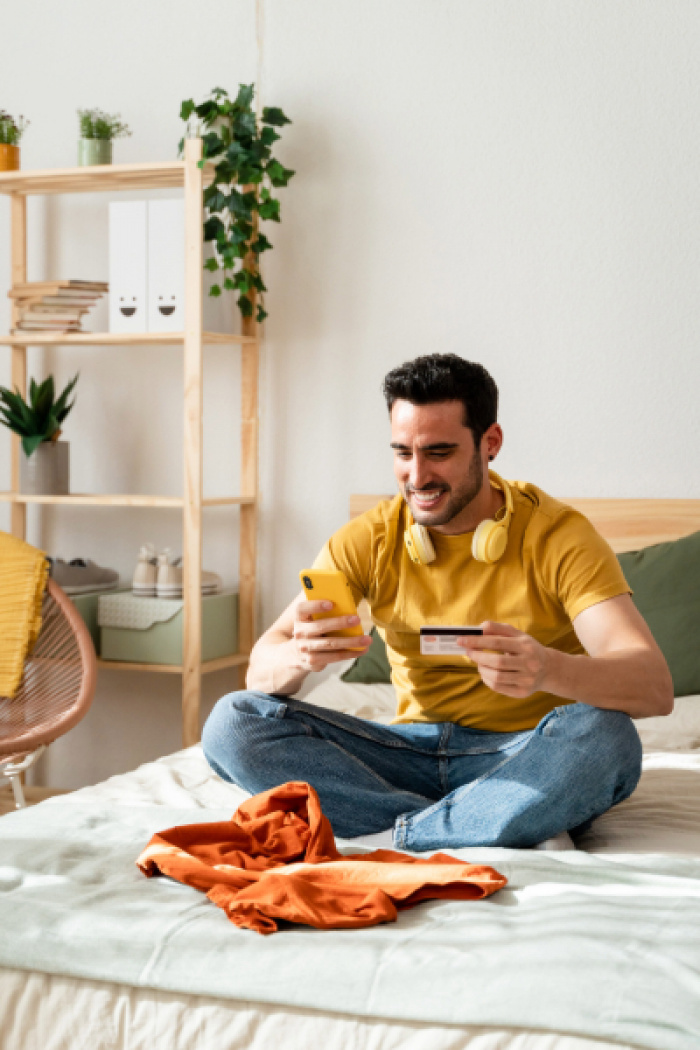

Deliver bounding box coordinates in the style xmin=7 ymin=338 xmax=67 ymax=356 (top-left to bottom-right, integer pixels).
xmin=0 ymin=110 xmax=30 ymax=172
xmin=0 ymin=374 xmax=78 ymax=495
xmin=179 ymin=84 xmax=294 ymax=323
xmin=77 ymin=109 xmax=131 ymax=166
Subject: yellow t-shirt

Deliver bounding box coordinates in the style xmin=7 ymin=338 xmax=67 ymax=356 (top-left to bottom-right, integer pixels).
xmin=313 ymin=482 xmax=631 ymax=732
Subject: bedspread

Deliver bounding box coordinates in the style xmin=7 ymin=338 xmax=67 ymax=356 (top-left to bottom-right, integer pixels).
xmin=1 ymin=794 xmax=700 ymax=1050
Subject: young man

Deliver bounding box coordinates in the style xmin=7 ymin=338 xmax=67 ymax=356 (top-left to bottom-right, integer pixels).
xmin=203 ymin=354 xmax=673 ymax=850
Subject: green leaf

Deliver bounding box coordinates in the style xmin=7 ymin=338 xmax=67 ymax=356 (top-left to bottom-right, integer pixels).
xmin=234 ymin=111 xmax=257 ymax=139
xmin=259 ymin=197 xmax=281 ymax=222
xmin=204 ymin=257 xmax=219 ymax=272
xmin=225 ymin=189 xmax=253 ymax=221
xmin=251 ymin=272 xmax=267 ymax=293
xmin=209 ymin=284 xmax=222 ymax=298
xmin=224 ymin=277 xmax=236 ymax=290
xmin=238 ymin=165 xmax=264 ymax=185
xmin=195 ymin=100 xmax=219 ymax=123
xmin=205 ymin=188 xmax=227 ymax=213
xmin=201 ymin=131 xmax=224 ymax=159
xmin=52 ymin=374 xmax=79 ymax=423
xmin=252 ymin=232 xmax=273 ymax=254
xmin=266 ymin=159 xmax=295 ymax=187
xmin=262 ymin=106 xmax=291 ymax=127
xmin=22 ymin=434 xmax=45 ymax=458
xmin=238 ymin=294 xmax=253 ymax=318
xmin=256 ymin=304 xmax=268 ymax=323
xmin=180 ymin=99 xmax=196 ymax=122
xmin=260 ymin=126 xmax=280 ymax=147
xmin=211 ymin=87 xmax=230 ymax=99
xmin=234 ymin=84 xmax=255 ymax=110
xmin=203 ymin=216 xmax=225 ymax=241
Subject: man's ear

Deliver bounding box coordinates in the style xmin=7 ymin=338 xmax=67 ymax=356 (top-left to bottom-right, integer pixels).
xmin=482 ymin=423 xmax=504 ymax=463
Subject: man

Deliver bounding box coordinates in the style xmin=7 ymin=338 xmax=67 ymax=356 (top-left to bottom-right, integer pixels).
xmin=203 ymin=354 xmax=672 ymax=850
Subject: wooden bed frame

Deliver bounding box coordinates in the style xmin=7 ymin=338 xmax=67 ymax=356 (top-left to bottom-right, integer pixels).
xmin=350 ymin=494 xmax=700 ymax=552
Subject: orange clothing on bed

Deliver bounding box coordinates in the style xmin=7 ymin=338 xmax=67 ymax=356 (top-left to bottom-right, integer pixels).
xmin=136 ymin=782 xmax=507 ymax=935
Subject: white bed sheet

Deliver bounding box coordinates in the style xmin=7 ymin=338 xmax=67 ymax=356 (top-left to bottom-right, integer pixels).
xmin=3 ymin=681 xmax=700 ymax=1050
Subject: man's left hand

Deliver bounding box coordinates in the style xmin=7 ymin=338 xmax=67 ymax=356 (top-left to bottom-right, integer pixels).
xmin=460 ymin=622 xmax=553 ymax=699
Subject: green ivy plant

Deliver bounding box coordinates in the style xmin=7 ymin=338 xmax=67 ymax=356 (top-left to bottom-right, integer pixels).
xmin=78 ymin=109 xmax=131 ymax=141
xmin=0 ymin=110 xmax=29 ymax=146
xmin=178 ymin=85 xmax=294 ymax=323
xmin=0 ymin=374 xmax=78 ymax=457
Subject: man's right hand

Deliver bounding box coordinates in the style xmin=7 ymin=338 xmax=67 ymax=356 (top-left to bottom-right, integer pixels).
xmin=292 ymin=600 xmax=372 ymax=672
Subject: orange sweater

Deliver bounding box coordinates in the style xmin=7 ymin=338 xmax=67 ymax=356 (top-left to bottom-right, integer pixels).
xmin=137 ymin=781 xmax=507 ymax=935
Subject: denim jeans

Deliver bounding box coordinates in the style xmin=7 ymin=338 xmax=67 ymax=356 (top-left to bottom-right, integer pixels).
xmin=202 ymin=691 xmax=643 ymax=850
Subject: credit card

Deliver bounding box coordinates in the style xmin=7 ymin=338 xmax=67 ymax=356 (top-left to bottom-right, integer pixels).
xmin=420 ymin=626 xmax=484 ymax=655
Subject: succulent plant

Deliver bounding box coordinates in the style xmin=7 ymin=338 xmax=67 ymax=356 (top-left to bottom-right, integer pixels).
xmin=0 ymin=374 xmax=79 ymax=457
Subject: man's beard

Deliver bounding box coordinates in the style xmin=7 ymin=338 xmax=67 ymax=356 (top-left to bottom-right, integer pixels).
xmin=405 ymin=448 xmax=484 ymax=528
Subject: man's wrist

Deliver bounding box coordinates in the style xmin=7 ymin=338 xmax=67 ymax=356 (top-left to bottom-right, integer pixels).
xmin=541 ymin=646 xmax=575 ymax=700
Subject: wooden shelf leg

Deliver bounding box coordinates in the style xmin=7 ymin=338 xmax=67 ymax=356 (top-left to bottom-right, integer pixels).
xmin=182 ymin=137 xmax=204 ymax=747
xmin=239 ymin=336 xmax=258 ymax=657
xmin=10 ymin=193 xmax=27 ymax=540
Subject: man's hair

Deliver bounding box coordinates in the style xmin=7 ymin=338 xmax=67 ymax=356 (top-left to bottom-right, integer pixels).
xmin=382 ymin=354 xmax=499 ymax=447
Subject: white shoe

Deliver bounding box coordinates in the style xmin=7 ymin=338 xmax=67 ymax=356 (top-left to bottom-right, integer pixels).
xmin=534 ymin=831 xmax=576 ymax=851
xmin=132 ymin=544 xmax=157 ymax=597
xmin=156 ymin=550 xmax=222 ymax=599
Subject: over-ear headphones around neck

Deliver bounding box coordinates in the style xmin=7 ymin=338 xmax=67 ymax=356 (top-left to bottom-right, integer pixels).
xmin=403 ymin=470 xmax=514 ymax=566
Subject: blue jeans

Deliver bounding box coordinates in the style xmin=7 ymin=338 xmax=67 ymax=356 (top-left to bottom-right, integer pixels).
xmin=202 ymin=691 xmax=642 ymax=850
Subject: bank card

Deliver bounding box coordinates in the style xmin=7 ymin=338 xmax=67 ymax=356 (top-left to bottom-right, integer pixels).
xmin=420 ymin=626 xmax=484 ymax=655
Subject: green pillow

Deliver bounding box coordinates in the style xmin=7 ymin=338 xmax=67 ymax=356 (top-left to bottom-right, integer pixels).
xmin=341 ymin=627 xmax=392 ymax=684
xmin=617 ymin=530 xmax=700 ymax=697
xmin=341 ymin=530 xmax=700 ymax=696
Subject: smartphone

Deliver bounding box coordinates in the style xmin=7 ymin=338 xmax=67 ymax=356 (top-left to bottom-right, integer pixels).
xmin=299 ymin=570 xmax=364 ymax=640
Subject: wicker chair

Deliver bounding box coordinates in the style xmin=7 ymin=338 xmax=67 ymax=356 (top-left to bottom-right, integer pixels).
xmin=0 ymin=578 xmax=98 ymax=809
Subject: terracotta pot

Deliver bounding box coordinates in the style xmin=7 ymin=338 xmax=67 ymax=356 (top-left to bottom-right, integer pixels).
xmin=78 ymin=139 xmax=112 ymax=166
xmin=0 ymin=144 xmax=20 ymax=172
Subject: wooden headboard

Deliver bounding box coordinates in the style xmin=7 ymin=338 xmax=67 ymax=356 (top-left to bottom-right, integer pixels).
xmin=349 ymin=495 xmax=700 ymax=553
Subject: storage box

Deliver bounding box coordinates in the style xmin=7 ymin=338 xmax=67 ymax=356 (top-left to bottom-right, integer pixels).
xmin=98 ymin=591 xmax=239 ymax=665
xmin=71 ymin=588 xmax=130 ymax=654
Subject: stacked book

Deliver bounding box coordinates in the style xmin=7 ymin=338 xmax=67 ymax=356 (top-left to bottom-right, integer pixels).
xmin=10 ymin=280 xmax=109 ymax=333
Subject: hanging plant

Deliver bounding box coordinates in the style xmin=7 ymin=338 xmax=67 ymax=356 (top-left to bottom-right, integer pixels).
xmin=178 ymin=85 xmax=294 ymax=323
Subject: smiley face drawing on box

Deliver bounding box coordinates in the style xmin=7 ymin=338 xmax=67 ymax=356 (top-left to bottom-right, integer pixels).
xmin=108 ymin=201 xmax=147 ymax=334
xmin=147 ymin=199 xmax=185 ymax=333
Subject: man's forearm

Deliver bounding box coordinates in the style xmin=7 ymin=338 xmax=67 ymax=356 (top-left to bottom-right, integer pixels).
xmin=246 ymin=633 xmax=310 ymax=696
xmin=544 ymin=647 xmax=673 ymax=719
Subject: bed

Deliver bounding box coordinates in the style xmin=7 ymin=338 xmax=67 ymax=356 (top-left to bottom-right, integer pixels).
xmin=2 ymin=494 xmax=700 ymax=1050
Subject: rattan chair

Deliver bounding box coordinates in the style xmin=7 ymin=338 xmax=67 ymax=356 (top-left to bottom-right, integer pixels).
xmin=0 ymin=578 xmax=97 ymax=809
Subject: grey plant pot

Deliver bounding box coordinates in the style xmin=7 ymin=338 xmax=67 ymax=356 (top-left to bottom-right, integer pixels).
xmin=78 ymin=139 xmax=112 ymax=166
xmin=20 ymin=441 xmax=70 ymax=496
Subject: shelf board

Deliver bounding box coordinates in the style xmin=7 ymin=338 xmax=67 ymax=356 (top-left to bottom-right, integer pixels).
xmin=0 ymin=493 xmax=256 ymax=508
xmin=97 ymin=652 xmax=250 ymax=675
xmin=0 ymin=331 xmax=256 ymax=347
xmin=0 ymin=159 xmax=217 ymax=196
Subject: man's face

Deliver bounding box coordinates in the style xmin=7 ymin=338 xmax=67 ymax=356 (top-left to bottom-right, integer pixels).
xmin=390 ymin=399 xmax=487 ymax=530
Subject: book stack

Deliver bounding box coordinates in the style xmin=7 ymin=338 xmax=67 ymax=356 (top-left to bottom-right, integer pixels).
xmin=10 ymin=280 xmax=109 ymax=333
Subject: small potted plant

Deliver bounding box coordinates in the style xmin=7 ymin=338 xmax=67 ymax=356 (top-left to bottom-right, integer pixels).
xmin=77 ymin=109 xmax=131 ymax=166
xmin=0 ymin=110 xmax=30 ymax=171
xmin=0 ymin=374 xmax=78 ymax=495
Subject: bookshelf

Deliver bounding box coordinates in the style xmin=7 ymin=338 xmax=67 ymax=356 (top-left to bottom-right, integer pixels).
xmin=0 ymin=139 xmax=259 ymax=747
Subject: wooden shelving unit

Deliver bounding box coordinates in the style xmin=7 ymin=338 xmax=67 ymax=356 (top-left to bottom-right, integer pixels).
xmin=0 ymin=139 xmax=259 ymax=747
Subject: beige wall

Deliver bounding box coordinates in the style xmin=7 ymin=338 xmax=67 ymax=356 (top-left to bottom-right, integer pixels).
xmin=1 ymin=1 xmax=699 ymax=787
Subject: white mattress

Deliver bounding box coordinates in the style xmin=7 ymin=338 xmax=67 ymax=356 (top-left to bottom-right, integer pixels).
xmin=3 ymin=681 xmax=700 ymax=1050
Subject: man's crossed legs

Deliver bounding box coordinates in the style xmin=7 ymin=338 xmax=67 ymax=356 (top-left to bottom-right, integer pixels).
xmin=202 ymin=692 xmax=642 ymax=850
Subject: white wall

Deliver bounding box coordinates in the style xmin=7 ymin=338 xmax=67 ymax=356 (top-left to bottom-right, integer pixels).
xmin=1 ymin=1 xmax=699 ymax=788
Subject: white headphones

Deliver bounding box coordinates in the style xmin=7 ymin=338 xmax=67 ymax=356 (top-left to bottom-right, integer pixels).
xmin=404 ymin=470 xmax=514 ymax=566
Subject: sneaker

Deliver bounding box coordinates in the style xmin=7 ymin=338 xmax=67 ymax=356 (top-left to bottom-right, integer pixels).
xmin=132 ymin=544 xmax=157 ymax=597
xmin=156 ymin=550 xmax=222 ymax=599
xmin=48 ymin=557 xmax=120 ymax=595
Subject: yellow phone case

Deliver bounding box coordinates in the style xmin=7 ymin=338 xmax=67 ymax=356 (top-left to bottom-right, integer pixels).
xmin=299 ymin=570 xmax=364 ymax=638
